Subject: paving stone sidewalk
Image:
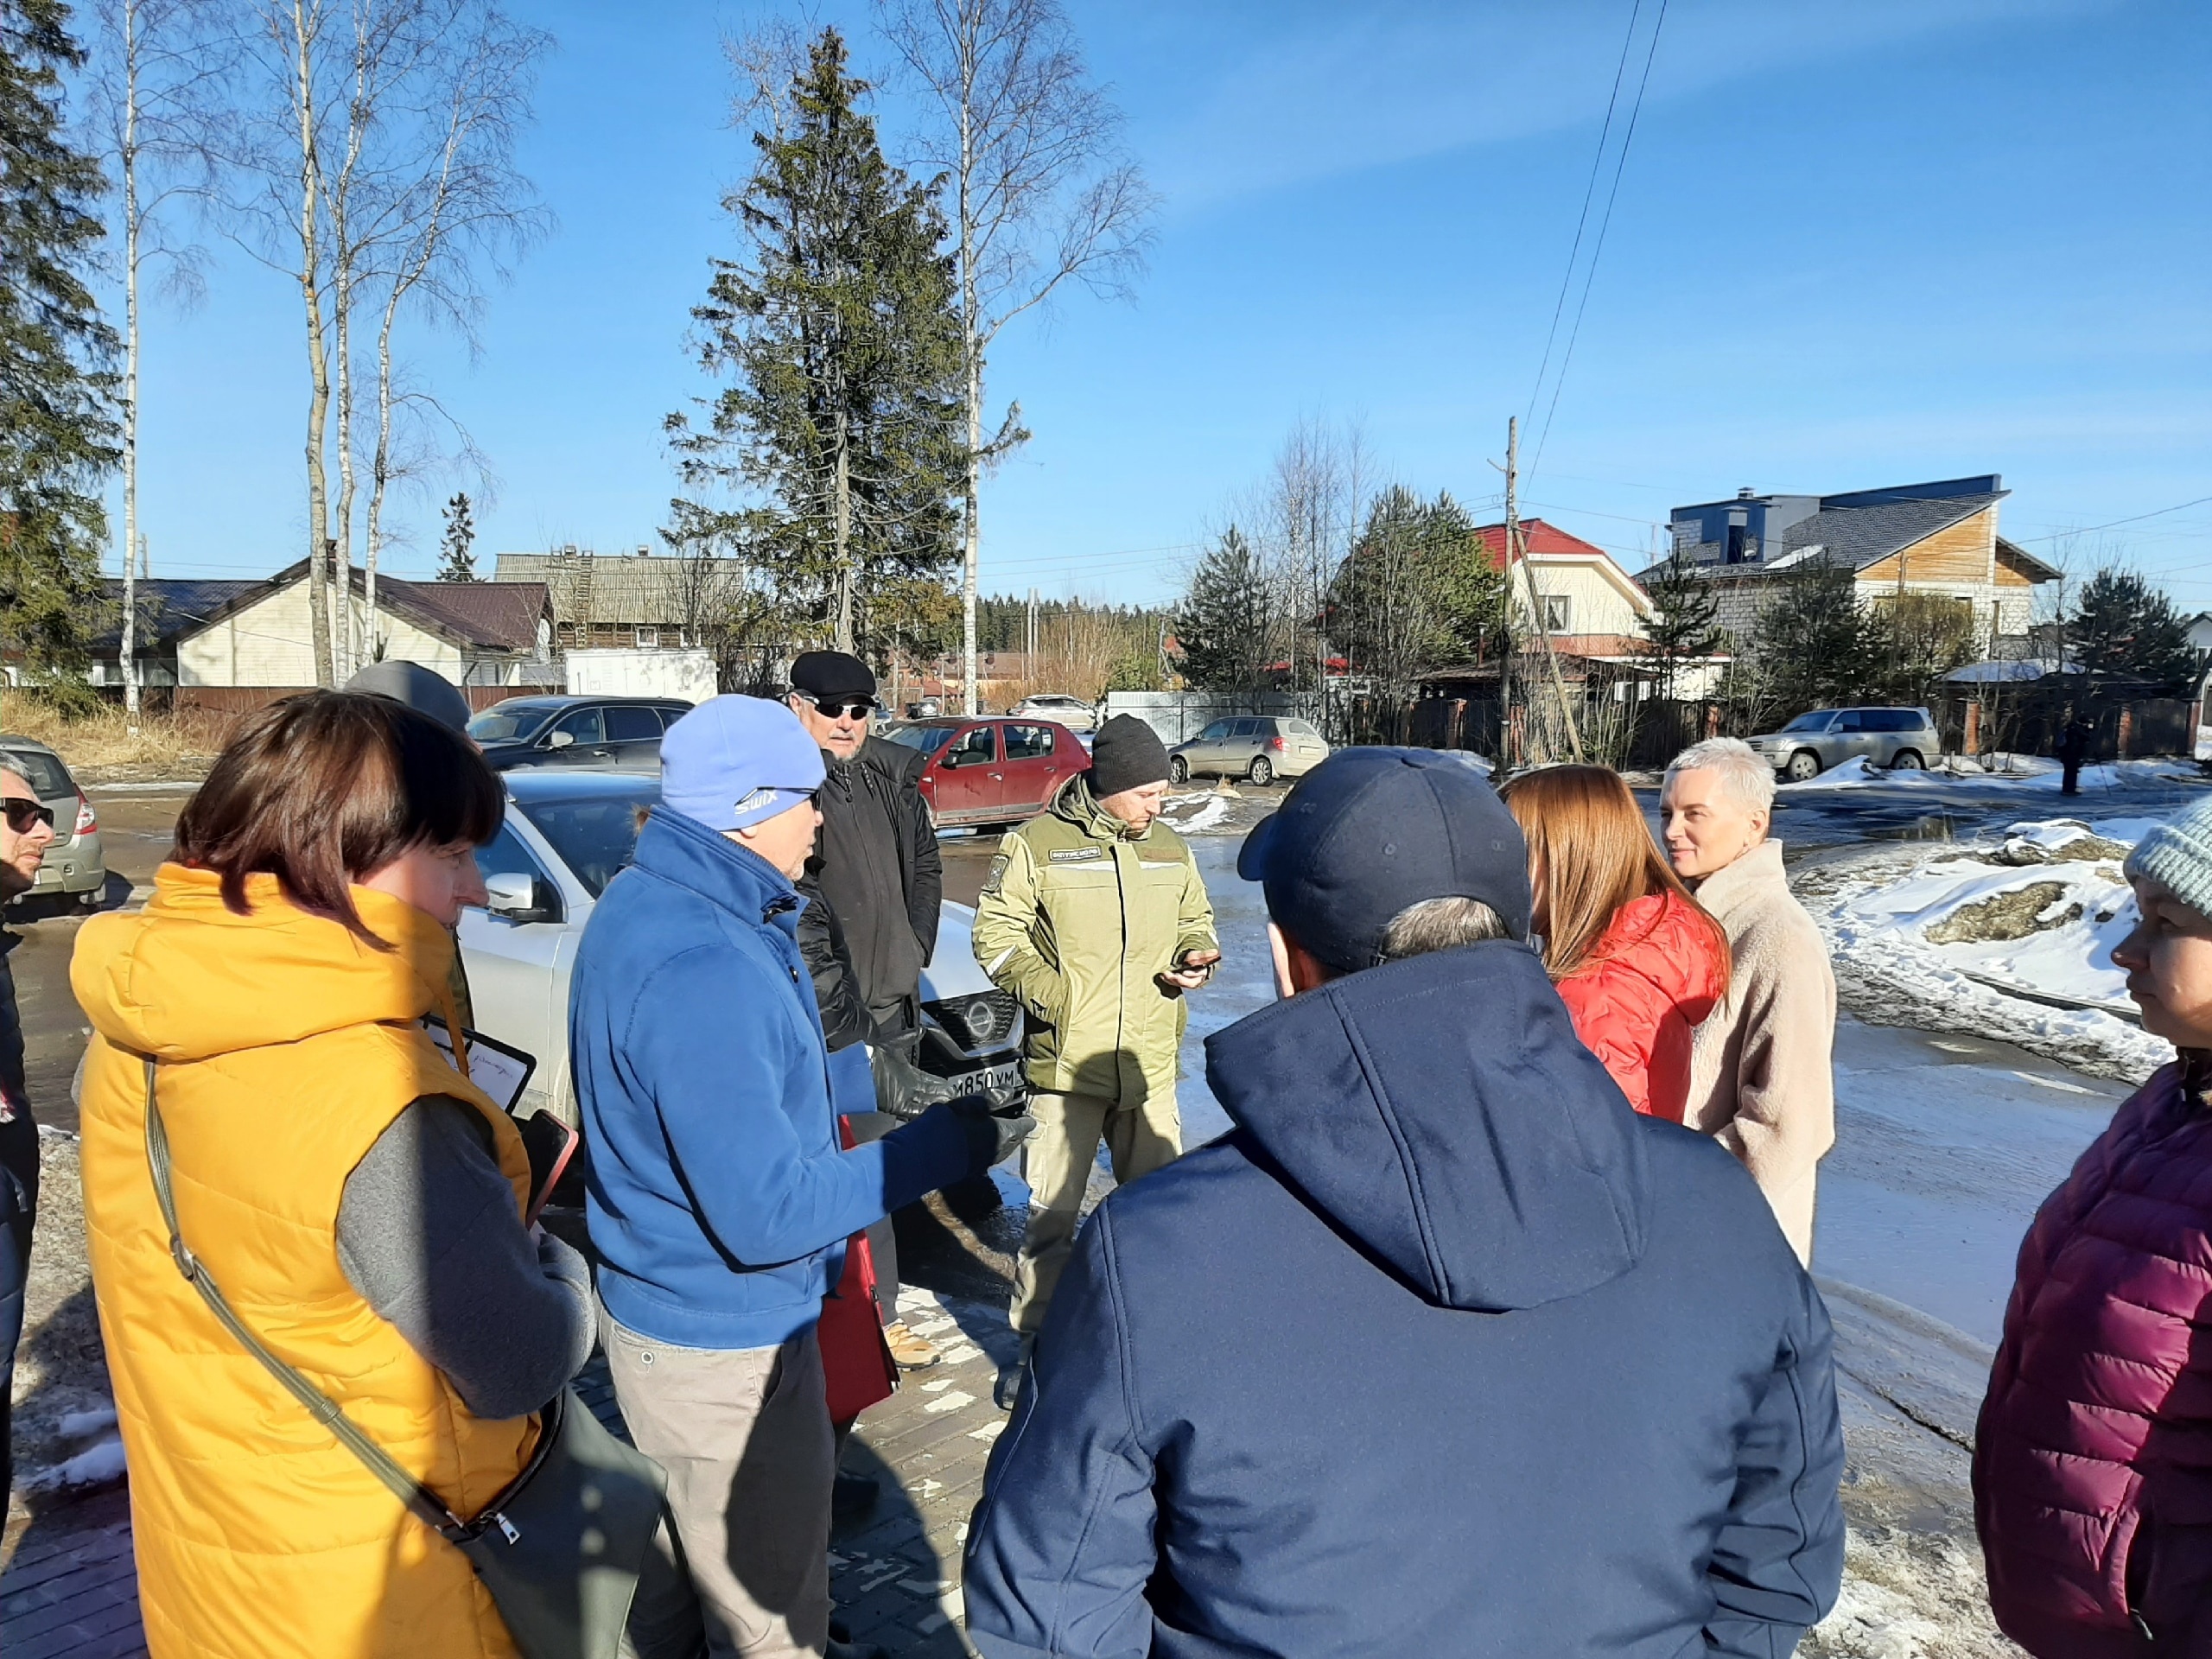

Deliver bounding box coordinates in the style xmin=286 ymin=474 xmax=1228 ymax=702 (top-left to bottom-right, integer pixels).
xmin=0 ymin=1284 xmax=1021 ymax=1658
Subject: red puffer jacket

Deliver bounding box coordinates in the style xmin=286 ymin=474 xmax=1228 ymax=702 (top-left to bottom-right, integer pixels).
xmin=1554 ymin=890 xmax=1726 ymax=1123
xmin=1974 ymin=1055 xmax=2212 ymax=1658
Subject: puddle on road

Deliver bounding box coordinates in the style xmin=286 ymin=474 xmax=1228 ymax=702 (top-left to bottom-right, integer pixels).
xmin=1858 ymin=810 xmax=1967 ymax=843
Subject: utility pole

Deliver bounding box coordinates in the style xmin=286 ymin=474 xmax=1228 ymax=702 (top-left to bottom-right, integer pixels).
xmin=1506 ymin=416 xmax=1583 ymax=764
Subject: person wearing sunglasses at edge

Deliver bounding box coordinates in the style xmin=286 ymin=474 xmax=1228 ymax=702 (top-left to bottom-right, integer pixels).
xmin=70 ymin=692 xmax=598 ymax=1656
xmin=785 ymin=652 xmax=955 ymax=1403
xmin=0 ymin=767 xmax=57 ymax=1502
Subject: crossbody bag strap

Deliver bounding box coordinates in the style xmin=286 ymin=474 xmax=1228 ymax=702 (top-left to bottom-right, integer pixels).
xmin=139 ymin=1056 xmax=467 ymax=1539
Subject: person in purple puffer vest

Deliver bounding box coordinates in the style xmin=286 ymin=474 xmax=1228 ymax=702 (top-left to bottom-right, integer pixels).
xmin=1975 ymin=793 xmax=2212 ymax=1656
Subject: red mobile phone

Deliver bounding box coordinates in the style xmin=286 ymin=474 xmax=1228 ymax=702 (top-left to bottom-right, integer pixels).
xmin=517 ymin=1110 xmax=582 ymax=1225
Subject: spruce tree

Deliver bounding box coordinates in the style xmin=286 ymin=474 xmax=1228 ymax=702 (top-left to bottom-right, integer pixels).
xmin=436 ymin=493 xmax=479 ymax=581
xmin=1636 ymin=550 xmax=1722 ymax=698
xmin=669 ymin=28 xmax=965 ymax=656
xmin=1754 ymin=557 xmax=1880 ymax=715
xmin=2068 ymin=569 xmax=2199 ymax=690
xmin=1174 ymin=526 xmax=1272 ymax=690
xmin=1329 ymin=488 xmax=1509 ymax=690
xmin=0 ymin=0 xmax=118 ymax=687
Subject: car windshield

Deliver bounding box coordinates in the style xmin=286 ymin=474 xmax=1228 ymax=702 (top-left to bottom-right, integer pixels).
xmin=1779 ymin=711 xmax=1834 ymax=733
xmin=0 ymin=748 xmax=73 ymax=800
xmin=883 ymin=723 xmax=958 ymax=753
xmin=469 ymin=703 xmax=556 ymax=743
xmin=516 ymin=785 xmax=659 ymax=897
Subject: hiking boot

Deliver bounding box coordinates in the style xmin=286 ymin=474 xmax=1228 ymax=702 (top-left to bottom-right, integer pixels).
xmin=883 ymin=1321 xmax=940 ymax=1370
xmin=832 ymin=1472 xmax=879 ymax=1526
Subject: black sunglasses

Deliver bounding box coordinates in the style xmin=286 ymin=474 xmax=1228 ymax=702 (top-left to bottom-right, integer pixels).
xmin=2 ymin=798 xmax=54 ymax=834
xmin=804 ymin=696 xmax=876 ymax=721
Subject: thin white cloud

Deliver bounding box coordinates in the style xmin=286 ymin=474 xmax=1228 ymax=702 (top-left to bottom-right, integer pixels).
xmin=1146 ymin=0 xmax=2117 ymax=208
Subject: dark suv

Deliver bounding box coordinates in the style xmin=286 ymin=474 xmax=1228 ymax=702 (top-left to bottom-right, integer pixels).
xmin=467 ymin=696 xmax=696 ymax=772
xmin=1748 ymin=706 xmax=1941 ymax=781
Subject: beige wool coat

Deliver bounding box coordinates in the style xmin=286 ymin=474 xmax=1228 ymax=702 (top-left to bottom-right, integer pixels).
xmin=1686 ymin=838 xmax=1837 ymax=1265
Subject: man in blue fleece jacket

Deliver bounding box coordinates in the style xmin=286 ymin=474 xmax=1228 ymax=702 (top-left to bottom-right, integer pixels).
xmin=573 ymin=695 xmax=1032 ymax=1659
xmin=962 ymin=748 xmax=1844 ymax=1658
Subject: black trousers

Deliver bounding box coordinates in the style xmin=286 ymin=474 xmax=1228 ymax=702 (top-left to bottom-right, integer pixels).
xmin=0 ymin=1111 xmax=41 ymax=1501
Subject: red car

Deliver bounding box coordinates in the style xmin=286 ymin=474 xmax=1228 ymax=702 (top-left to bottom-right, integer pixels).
xmin=880 ymin=716 xmax=1088 ymax=830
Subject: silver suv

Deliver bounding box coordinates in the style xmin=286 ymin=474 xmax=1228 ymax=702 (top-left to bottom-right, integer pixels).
xmin=1750 ymin=707 xmax=1940 ymax=782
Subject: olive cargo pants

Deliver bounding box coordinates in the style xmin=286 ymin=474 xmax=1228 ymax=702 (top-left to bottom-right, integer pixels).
xmin=1011 ymin=1087 xmax=1181 ymax=1338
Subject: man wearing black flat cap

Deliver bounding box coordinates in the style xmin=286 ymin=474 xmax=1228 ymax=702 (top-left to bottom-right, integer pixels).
xmin=963 ymin=747 xmax=1843 ymax=1658
xmin=785 ymin=650 xmax=945 ymax=1380
xmin=972 ymin=714 xmax=1217 ymax=1381
xmin=785 ymin=651 xmax=942 ymax=1050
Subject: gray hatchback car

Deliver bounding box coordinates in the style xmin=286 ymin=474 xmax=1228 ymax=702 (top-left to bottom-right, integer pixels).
xmin=1748 ymin=706 xmax=1941 ymax=782
xmin=0 ymin=737 xmax=105 ymax=908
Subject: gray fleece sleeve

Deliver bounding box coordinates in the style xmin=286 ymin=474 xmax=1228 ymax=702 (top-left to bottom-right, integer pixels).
xmin=336 ymin=1095 xmax=595 ymax=1421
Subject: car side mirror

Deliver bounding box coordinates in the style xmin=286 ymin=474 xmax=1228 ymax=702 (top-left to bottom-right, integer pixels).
xmin=486 ymin=870 xmax=559 ymax=923
xmin=543 ymin=729 xmax=575 ymax=749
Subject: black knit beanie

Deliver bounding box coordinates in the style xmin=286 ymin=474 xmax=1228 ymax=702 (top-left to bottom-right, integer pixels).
xmin=1088 ymin=715 xmax=1172 ymax=797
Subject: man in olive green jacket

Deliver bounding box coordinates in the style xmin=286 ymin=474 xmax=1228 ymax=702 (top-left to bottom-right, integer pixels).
xmin=973 ymin=717 xmax=1217 ymax=1352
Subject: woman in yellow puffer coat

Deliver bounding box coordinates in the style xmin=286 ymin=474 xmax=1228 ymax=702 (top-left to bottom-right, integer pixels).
xmin=72 ymin=693 xmax=598 ymax=1658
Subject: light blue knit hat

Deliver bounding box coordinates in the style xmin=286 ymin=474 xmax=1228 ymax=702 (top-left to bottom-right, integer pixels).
xmin=2125 ymin=796 xmax=2212 ymax=922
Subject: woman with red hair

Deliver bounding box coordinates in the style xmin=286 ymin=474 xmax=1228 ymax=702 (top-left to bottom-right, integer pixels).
xmin=1501 ymin=765 xmax=1729 ymax=1122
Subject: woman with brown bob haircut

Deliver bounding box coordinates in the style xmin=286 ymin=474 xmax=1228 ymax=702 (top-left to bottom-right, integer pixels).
xmin=70 ymin=692 xmax=598 ymax=1657
xmin=1499 ymin=764 xmax=1730 ymax=1123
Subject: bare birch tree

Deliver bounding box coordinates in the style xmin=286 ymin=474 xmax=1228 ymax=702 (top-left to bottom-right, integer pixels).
xmin=88 ymin=0 xmax=228 ymax=719
xmin=877 ymin=0 xmax=1154 ymax=713
xmin=353 ymin=0 xmax=547 ymax=658
xmin=228 ymin=0 xmax=543 ymax=684
xmin=231 ymin=0 xmax=340 ymax=683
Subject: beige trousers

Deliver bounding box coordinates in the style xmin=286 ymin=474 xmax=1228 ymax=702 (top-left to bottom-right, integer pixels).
xmin=601 ymin=1308 xmax=832 ymax=1659
xmin=1012 ymin=1087 xmax=1182 ymax=1337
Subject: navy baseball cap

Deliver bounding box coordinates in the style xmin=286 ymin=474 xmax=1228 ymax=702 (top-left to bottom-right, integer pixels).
xmin=661 ymin=696 xmax=826 ymax=832
xmin=1238 ymin=747 xmax=1532 ymax=971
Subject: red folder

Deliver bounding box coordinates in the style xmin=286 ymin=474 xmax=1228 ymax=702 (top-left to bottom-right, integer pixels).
xmin=820 ymin=1116 xmax=899 ymax=1422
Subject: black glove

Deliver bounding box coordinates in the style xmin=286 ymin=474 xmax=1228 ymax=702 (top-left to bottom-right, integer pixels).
xmin=931 ymin=1091 xmax=1036 ymax=1172
xmin=869 ymin=1043 xmax=961 ymax=1122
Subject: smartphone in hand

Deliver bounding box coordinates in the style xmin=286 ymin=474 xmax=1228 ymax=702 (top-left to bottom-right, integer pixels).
xmin=517 ymin=1110 xmax=582 ymax=1225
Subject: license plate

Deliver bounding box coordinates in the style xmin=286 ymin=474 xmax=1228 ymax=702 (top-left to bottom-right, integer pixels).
xmin=956 ymin=1060 xmax=1024 ymax=1097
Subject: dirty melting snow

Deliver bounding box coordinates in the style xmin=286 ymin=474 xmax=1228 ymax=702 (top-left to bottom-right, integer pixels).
xmin=1802 ymin=816 xmax=2173 ymax=1082
xmin=1782 ymin=756 xmax=2199 ymax=794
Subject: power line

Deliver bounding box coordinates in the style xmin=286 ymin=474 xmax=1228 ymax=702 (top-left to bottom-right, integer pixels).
xmin=1522 ymin=0 xmax=1643 ymax=441
xmin=2014 ymin=494 xmax=2212 ymax=543
xmin=1528 ymin=0 xmax=1670 ymax=483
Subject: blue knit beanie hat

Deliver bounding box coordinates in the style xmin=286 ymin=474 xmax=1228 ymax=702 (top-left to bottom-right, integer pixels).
xmin=2125 ymin=795 xmax=2212 ymax=923
xmin=660 ymin=695 xmax=825 ymax=832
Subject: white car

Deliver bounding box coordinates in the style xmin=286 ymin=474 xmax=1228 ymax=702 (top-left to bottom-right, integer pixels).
xmin=1004 ymin=693 xmax=1100 ymax=734
xmin=461 ymin=769 xmax=1024 ymax=1122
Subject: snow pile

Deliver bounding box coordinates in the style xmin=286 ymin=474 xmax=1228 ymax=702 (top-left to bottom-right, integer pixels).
xmin=26 ymin=1434 xmax=128 ymax=1493
xmin=1161 ymin=794 xmax=1233 ymax=836
xmin=1802 ymin=816 xmax=2175 ymax=1082
xmin=1783 ymin=757 xmax=2200 ymax=795
xmin=1805 ymin=1529 xmax=2018 ymax=1659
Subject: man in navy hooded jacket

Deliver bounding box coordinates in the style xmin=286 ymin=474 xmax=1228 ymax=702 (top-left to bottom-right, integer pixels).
xmin=962 ymin=748 xmax=1844 ymax=1658
xmin=573 ymin=695 xmax=1033 ymax=1659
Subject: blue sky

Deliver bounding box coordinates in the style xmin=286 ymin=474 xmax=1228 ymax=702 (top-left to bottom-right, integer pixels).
xmin=106 ymin=0 xmax=2212 ymax=610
